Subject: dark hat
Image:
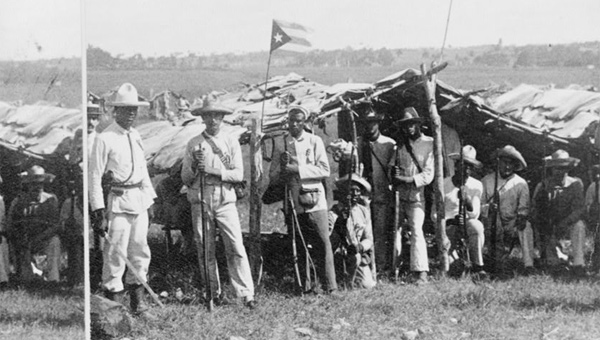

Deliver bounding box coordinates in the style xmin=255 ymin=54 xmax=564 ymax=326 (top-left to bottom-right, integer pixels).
xmin=354 ymin=102 xmax=384 ymax=121
xmin=395 ymin=107 xmax=425 ymax=125
xmin=21 ymin=165 xmax=55 ymax=184
xmin=87 ymin=100 xmax=102 ymax=115
xmin=190 ymin=95 xmax=233 ymax=116
xmin=335 ymin=173 xmax=371 ymax=194
xmin=449 ymin=145 xmax=482 ymax=168
xmin=494 ymin=145 xmax=527 ymax=171
xmin=544 ymin=149 xmax=580 ymax=168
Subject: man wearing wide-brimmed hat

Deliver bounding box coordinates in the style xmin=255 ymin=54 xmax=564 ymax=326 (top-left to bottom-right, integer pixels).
xmin=89 ymin=83 xmax=158 ymax=317
xmin=531 ymin=149 xmax=586 ymax=277
xmin=329 ymin=173 xmax=376 ymax=289
xmin=354 ymin=102 xmax=395 ymax=276
xmin=6 ymin=165 xmax=61 ymax=286
xmin=442 ymin=145 xmax=486 ymax=277
xmin=181 ymin=95 xmax=256 ymax=309
xmin=481 ymin=145 xmax=535 ymax=274
xmin=390 ymin=107 xmax=434 ymax=284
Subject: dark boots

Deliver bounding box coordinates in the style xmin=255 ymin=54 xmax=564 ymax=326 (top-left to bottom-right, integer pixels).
xmin=128 ymin=285 xmax=157 ymax=320
xmin=104 ymin=290 xmax=126 ymax=305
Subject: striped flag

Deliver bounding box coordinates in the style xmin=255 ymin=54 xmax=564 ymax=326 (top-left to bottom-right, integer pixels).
xmin=270 ymin=19 xmax=312 ymax=53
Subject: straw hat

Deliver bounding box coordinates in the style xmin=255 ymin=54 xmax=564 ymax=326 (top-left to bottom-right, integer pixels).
xmin=107 ymin=83 xmax=149 ymax=107
xmin=21 ymin=165 xmax=55 ymax=184
xmin=395 ymin=107 xmax=425 ymax=125
xmin=190 ymin=95 xmax=233 ymax=116
xmin=494 ymin=145 xmax=527 ymax=171
xmin=87 ymin=100 xmax=102 ymax=115
xmin=335 ymin=173 xmax=371 ymax=194
xmin=449 ymin=145 xmax=482 ymax=168
xmin=287 ymin=105 xmax=310 ymax=118
xmin=544 ymin=149 xmax=580 ymax=168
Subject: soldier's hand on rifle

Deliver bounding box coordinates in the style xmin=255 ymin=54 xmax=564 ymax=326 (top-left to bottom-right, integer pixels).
xmin=193 ymin=148 xmax=205 ymax=173
xmin=515 ymin=215 xmax=527 ymax=231
xmin=454 ymin=214 xmax=465 ymax=227
xmin=280 ymin=152 xmax=298 ymax=174
xmin=91 ymin=208 xmax=107 ymax=237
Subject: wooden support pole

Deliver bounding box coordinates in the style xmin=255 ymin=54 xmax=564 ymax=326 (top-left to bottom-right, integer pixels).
xmin=248 ymin=117 xmax=263 ymax=285
xmin=420 ymin=62 xmax=450 ymax=274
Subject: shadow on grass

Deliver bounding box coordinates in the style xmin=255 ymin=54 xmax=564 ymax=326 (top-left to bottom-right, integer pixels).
xmin=515 ymin=296 xmax=600 ymax=314
xmin=0 ymin=311 xmax=84 ymax=329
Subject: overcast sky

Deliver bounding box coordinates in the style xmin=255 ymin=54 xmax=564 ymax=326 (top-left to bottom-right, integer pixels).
xmin=2 ymin=0 xmax=599 ymax=60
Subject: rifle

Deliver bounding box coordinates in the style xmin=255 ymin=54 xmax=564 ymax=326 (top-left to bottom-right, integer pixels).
xmin=392 ymin=145 xmax=402 ymax=281
xmin=489 ymin=151 xmax=500 ymax=271
xmin=457 ymin=141 xmax=471 ymax=272
xmin=197 ymin=146 xmax=214 ymax=312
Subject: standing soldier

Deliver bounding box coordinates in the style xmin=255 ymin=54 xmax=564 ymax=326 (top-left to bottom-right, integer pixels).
xmin=585 ymin=165 xmax=600 ymax=274
xmin=89 ymin=83 xmax=157 ymax=318
xmin=480 ymin=145 xmax=534 ymax=274
xmin=391 ymin=107 xmax=434 ymax=284
xmin=181 ymin=96 xmax=256 ymax=309
xmin=531 ymin=150 xmax=586 ymax=277
xmin=0 ymin=175 xmax=8 ymax=289
xmin=273 ymin=106 xmax=338 ymax=295
xmin=356 ymin=103 xmax=396 ymax=276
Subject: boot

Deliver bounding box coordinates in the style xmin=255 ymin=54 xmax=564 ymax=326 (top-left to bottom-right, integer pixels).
xmin=104 ymin=290 xmax=126 ymax=305
xmin=128 ymin=285 xmax=157 ymax=320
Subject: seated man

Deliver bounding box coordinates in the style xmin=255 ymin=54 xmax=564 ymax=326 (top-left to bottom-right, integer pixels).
xmin=441 ymin=145 xmax=485 ymax=276
xmin=531 ymin=150 xmax=586 ymax=277
xmin=7 ymin=165 xmax=61 ymax=286
xmin=329 ymin=174 xmax=376 ymax=289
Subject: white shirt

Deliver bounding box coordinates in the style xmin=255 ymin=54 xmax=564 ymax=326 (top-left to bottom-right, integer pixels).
xmin=89 ymin=122 xmax=156 ymax=213
xmin=442 ymin=176 xmax=482 ymax=220
xmin=391 ymin=134 xmax=434 ymax=203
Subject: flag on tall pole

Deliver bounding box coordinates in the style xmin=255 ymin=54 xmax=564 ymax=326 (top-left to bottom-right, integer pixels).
xmin=270 ymin=19 xmax=312 ymax=53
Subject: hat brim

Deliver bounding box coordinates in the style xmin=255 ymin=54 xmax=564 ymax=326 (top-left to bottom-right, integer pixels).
xmin=336 ymin=174 xmax=371 ymax=194
xmin=356 ymin=115 xmax=385 ymax=122
xmin=394 ymin=117 xmax=425 ymax=126
xmin=495 ymin=150 xmax=527 ymax=171
xmin=545 ymin=158 xmax=580 ymax=168
xmin=191 ymin=107 xmax=233 ymax=116
xmin=22 ymin=174 xmax=55 ymax=184
xmin=449 ymin=154 xmax=482 ymax=168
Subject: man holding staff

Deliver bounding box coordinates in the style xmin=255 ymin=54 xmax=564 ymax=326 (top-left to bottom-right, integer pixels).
xmin=89 ymin=83 xmax=157 ymax=317
xmin=181 ymin=96 xmax=256 ymax=309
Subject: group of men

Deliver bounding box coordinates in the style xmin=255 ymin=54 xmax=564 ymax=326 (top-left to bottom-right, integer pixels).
xmin=84 ymin=81 xmax=599 ymax=320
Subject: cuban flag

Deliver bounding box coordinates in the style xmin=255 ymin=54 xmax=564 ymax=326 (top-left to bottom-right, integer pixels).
xmin=270 ymin=19 xmax=312 ymax=53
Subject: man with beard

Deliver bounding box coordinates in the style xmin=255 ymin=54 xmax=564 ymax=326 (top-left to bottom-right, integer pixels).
xmin=89 ymin=83 xmax=157 ymax=318
xmin=275 ymin=106 xmax=338 ymax=295
xmin=391 ymin=107 xmax=434 ymax=285
xmin=355 ymin=103 xmax=395 ymax=276
xmin=530 ymin=150 xmax=586 ymax=277
xmin=481 ymin=145 xmax=533 ymax=274
xmin=181 ymin=96 xmax=256 ymax=309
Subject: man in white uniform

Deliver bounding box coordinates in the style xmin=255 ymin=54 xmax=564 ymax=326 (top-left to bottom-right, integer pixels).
xmin=181 ymin=97 xmax=256 ymax=309
xmin=89 ymin=83 xmax=157 ymax=317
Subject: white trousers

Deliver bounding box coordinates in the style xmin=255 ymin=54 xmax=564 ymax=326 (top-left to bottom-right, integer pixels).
xmin=0 ymin=238 xmax=9 ymax=282
xmin=395 ymin=201 xmax=429 ymax=272
xmin=518 ymin=223 xmax=535 ymax=267
xmin=191 ymin=199 xmax=254 ymax=299
xmin=102 ymin=211 xmax=151 ymax=292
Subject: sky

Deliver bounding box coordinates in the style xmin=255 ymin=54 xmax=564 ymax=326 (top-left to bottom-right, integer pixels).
xmin=1 ymin=0 xmax=599 ymax=60
xmin=0 ymin=0 xmax=82 ymax=61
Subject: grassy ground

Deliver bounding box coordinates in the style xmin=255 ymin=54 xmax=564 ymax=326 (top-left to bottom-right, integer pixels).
xmin=99 ymin=223 xmax=600 ymax=340
xmin=0 ymin=285 xmax=85 ymax=340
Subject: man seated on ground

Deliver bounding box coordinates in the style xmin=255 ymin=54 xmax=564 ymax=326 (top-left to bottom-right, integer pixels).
xmin=7 ymin=165 xmax=61 ymax=287
xmin=329 ymin=174 xmax=376 ymax=289
xmin=439 ymin=145 xmax=486 ymax=277
xmin=531 ymin=149 xmax=586 ymax=277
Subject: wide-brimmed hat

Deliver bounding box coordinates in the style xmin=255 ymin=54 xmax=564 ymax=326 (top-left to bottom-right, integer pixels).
xmin=335 ymin=173 xmax=371 ymax=194
xmin=544 ymin=149 xmax=580 ymax=168
xmin=494 ymin=145 xmax=527 ymax=171
xmin=395 ymin=107 xmax=425 ymax=125
xmin=449 ymin=145 xmax=482 ymax=168
xmin=107 ymin=83 xmax=149 ymax=107
xmin=21 ymin=165 xmax=55 ymax=184
xmin=190 ymin=95 xmax=233 ymax=116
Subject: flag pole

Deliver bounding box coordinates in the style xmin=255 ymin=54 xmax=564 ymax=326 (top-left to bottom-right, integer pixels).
xmin=248 ymin=36 xmax=276 ymax=286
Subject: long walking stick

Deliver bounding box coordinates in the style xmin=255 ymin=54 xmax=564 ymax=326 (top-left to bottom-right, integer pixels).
xmin=102 ymin=234 xmax=164 ymax=308
xmin=198 ymin=163 xmax=214 ymax=312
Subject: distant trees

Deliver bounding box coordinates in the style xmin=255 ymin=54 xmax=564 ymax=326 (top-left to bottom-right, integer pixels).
xmin=86 ymin=42 xmax=600 ymax=70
